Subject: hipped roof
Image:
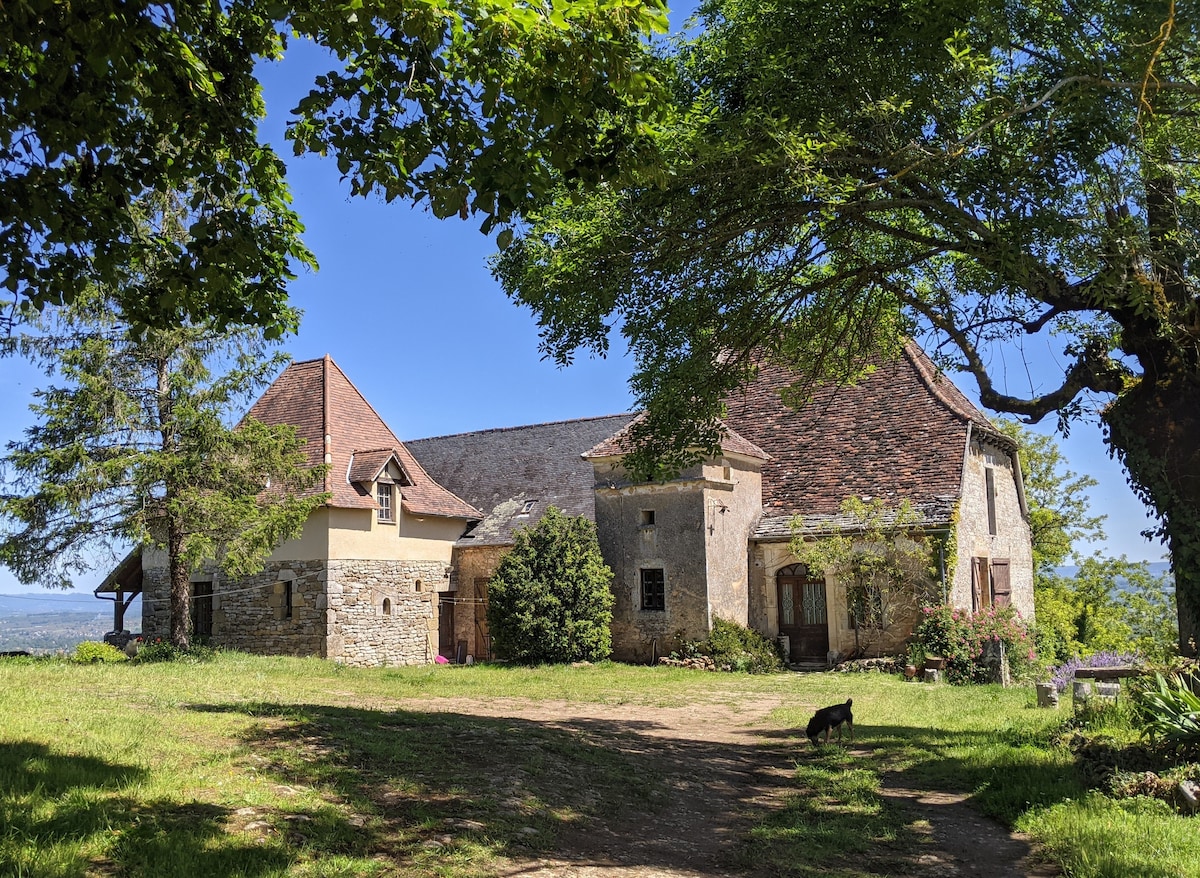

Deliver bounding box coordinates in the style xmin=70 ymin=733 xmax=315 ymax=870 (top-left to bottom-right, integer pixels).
xmin=245 ymin=356 xmax=479 ymax=520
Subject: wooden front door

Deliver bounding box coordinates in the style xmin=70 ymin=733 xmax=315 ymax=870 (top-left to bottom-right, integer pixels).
xmin=473 ymin=577 xmax=491 ymax=660
xmin=438 ymin=594 xmax=455 ymax=658
xmin=777 ymin=564 xmax=829 ymax=660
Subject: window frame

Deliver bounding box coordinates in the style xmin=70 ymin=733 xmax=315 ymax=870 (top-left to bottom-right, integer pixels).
xmin=377 ymin=482 xmax=393 ymax=522
xmin=640 ymin=568 xmax=666 ymax=611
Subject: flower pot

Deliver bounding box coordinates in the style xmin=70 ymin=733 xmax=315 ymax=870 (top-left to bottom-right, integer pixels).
xmin=924 ymin=656 xmax=946 ymax=671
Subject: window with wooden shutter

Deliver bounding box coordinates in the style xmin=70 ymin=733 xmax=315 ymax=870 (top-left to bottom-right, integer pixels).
xmin=990 ymin=559 xmax=1012 ymax=607
xmin=971 ymin=556 xmax=990 ymax=611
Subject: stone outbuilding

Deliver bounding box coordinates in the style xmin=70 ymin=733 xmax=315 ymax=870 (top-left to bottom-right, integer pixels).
xmin=99 ymin=342 xmax=1033 ymax=666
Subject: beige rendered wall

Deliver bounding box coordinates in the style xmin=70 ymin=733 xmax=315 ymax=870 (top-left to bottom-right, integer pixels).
xmin=952 ymin=436 xmax=1035 ymax=620
xmin=702 ymin=458 xmax=762 ymax=628
xmin=325 ymin=506 xmax=461 ymax=563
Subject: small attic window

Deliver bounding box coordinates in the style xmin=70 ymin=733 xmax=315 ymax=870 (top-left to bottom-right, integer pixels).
xmin=377 ymin=483 xmax=393 ymax=522
xmin=518 ymin=499 xmax=535 ymax=516
xmin=640 ymin=510 xmax=656 ymax=527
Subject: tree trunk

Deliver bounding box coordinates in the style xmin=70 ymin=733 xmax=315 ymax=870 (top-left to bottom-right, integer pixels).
xmin=1105 ymin=372 xmax=1200 ymax=657
xmin=167 ymin=511 xmax=191 ymax=650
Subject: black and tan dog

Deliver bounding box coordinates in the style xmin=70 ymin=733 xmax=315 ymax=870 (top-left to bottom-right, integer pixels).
xmin=805 ymin=698 xmax=854 ymax=746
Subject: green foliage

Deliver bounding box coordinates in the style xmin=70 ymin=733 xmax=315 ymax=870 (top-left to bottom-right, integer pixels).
xmin=0 ymin=271 xmax=329 ymax=648
xmin=995 ymin=420 xmax=1105 ymax=573
xmin=1035 ymin=558 xmax=1177 ymax=666
xmin=0 ymin=0 xmax=669 ymax=333
xmin=487 ymin=507 xmax=615 ymax=664
xmin=70 ymin=641 xmax=128 ymax=664
xmin=496 ymin=0 xmax=1200 ymax=656
xmin=915 ymin=604 xmax=1039 ymax=684
xmin=684 ymin=617 xmax=783 ymax=674
xmin=131 ymin=639 xmax=217 ymax=665
xmin=1137 ymin=673 xmax=1200 ymax=754
xmin=792 ymin=497 xmax=933 ymax=655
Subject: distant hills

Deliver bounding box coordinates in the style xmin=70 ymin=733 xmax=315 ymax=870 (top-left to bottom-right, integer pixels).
xmin=0 ymin=592 xmax=140 ymax=653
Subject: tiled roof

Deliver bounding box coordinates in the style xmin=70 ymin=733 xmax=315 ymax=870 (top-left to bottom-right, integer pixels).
xmin=723 ymin=341 xmax=996 ymax=520
xmin=582 ymin=412 xmax=770 ymax=461
xmin=754 ymin=497 xmax=959 ymax=541
xmin=246 ymin=356 xmax=480 ymax=519
xmin=406 ymin=414 xmax=637 ymax=547
xmin=347 ymin=449 xmax=403 ymax=485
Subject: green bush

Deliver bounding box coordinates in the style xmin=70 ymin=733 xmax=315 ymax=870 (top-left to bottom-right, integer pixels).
xmin=131 ymin=639 xmax=217 ymax=664
xmin=71 ymin=641 xmax=128 ymax=664
xmin=914 ymin=604 xmax=1040 ymax=684
xmin=684 ymin=617 xmax=783 ymax=674
xmin=1137 ymin=673 xmax=1200 ymax=755
xmin=487 ymin=507 xmax=614 ymax=664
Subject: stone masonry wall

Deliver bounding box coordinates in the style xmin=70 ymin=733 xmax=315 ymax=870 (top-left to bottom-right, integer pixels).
xmin=139 ymin=565 xmax=170 ymax=641
xmin=213 ymin=561 xmax=328 ymax=656
xmin=325 ymin=559 xmax=449 ymax=667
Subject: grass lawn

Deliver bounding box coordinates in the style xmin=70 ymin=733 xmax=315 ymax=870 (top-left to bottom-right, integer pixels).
xmin=1 ymin=653 xmax=1197 ymax=877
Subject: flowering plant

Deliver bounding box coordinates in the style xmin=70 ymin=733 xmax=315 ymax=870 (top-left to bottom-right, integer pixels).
xmin=914 ymin=604 xmax=1040 ymax=684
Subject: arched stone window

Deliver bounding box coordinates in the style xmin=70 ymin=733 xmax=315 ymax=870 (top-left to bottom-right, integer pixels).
xmin=414 ymin=578 xmax=423 ymax=592
xmin=382 ymin=597 xmax=392 ymax=615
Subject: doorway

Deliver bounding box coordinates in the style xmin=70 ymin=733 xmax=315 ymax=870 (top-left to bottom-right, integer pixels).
xmin=776 ymin=564 xmax=829 ymax=660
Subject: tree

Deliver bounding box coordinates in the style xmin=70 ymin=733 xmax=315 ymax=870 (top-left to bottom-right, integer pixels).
xmin=1 ymin=0 xmax=669 ymax=334
xmin=486 ymin=507 xmax=614 ymax=664
xmin=0 ymin=285 xmax=328 ymax=649
xmin=496 ymin=0 xmax=1200 ymax=655
xmin=998 ymin=419 xmax=1176 ymax=662
xmin=995 ymin=420 xmax=1105 ymax=573
xmin=790 ymin=498 xmax=933 ymax=656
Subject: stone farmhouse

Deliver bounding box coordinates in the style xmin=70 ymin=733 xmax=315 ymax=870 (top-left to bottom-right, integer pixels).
xmin=98 ymin=343 xmax=1033 ymax=666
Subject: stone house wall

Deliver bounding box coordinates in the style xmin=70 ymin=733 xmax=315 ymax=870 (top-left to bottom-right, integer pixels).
xmin=701 ymin=458 xmax=763 ymax=629
xmin=592 ymin=461 xmax=712 ymax=663
xmin=325 ymin=558 xmax=448 ymax=667
xmin=952 ymin=435 xmax=1035 ymax=620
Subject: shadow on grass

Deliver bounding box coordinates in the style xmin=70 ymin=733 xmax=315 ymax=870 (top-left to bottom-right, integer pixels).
xmin=185 ymin=700 xmax=795 ymax=876
xmin=730 ymin=722 xmax=1083 ymax=877
xmin=0 ymin=742 xmax=293 ymax=877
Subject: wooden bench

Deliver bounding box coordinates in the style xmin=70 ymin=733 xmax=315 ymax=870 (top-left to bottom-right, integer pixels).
xmin=1073 ymin=666 xmax=1147 ymax=680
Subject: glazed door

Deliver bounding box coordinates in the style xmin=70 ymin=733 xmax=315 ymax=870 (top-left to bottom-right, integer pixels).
xmin=777 ymin=565 xmax=829 ymax=660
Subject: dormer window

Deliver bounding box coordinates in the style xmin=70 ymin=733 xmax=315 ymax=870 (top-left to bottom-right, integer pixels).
xmin=377 ymin=482 xmax=393 ymax=522
xmin=517 ymin=499 xmax=535 ymax=517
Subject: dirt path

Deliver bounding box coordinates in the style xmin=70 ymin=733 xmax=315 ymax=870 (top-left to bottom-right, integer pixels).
xmin=404 ymin=695 xmax=1057 ymax=878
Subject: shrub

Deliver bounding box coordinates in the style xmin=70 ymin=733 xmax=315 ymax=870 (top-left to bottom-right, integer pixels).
xmin=702 ymin=617 xmax=783 ymax=674
xmin=1137 ymin=673 xmax=1200 ymax=755
xmin=1048 ymin=650 xmax=1141 ymax=693
xmin=131 ymin=638 xmax=217 ymax=664
xmin=914 ymin=604 xmax=1040 ymax=684
xmin=71 ymin=641 xmax=128 ymax=664
xmin=487 ymin=507 xmax=614 ymax=664
xmin=914 ymin=605 xmax=978 ymax=684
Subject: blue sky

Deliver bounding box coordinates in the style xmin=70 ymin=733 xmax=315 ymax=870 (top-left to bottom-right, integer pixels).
xmin=0 ymin=3 xmax=1167 ymax=596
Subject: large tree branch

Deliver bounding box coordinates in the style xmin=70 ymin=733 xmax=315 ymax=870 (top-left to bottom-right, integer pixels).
xmin=900 ymin=286 xmax=1131 ymax=421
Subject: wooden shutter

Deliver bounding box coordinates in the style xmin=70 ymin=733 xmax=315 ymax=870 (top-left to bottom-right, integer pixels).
xmin=971 ymin=557 xmax=989 ymax=610
xmin=990 ymin=559 xmax=1012 ymax=607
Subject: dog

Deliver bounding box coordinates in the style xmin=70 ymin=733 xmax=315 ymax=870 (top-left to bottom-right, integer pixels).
xmin=806 ymin=698 xmax=854 ymax=746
